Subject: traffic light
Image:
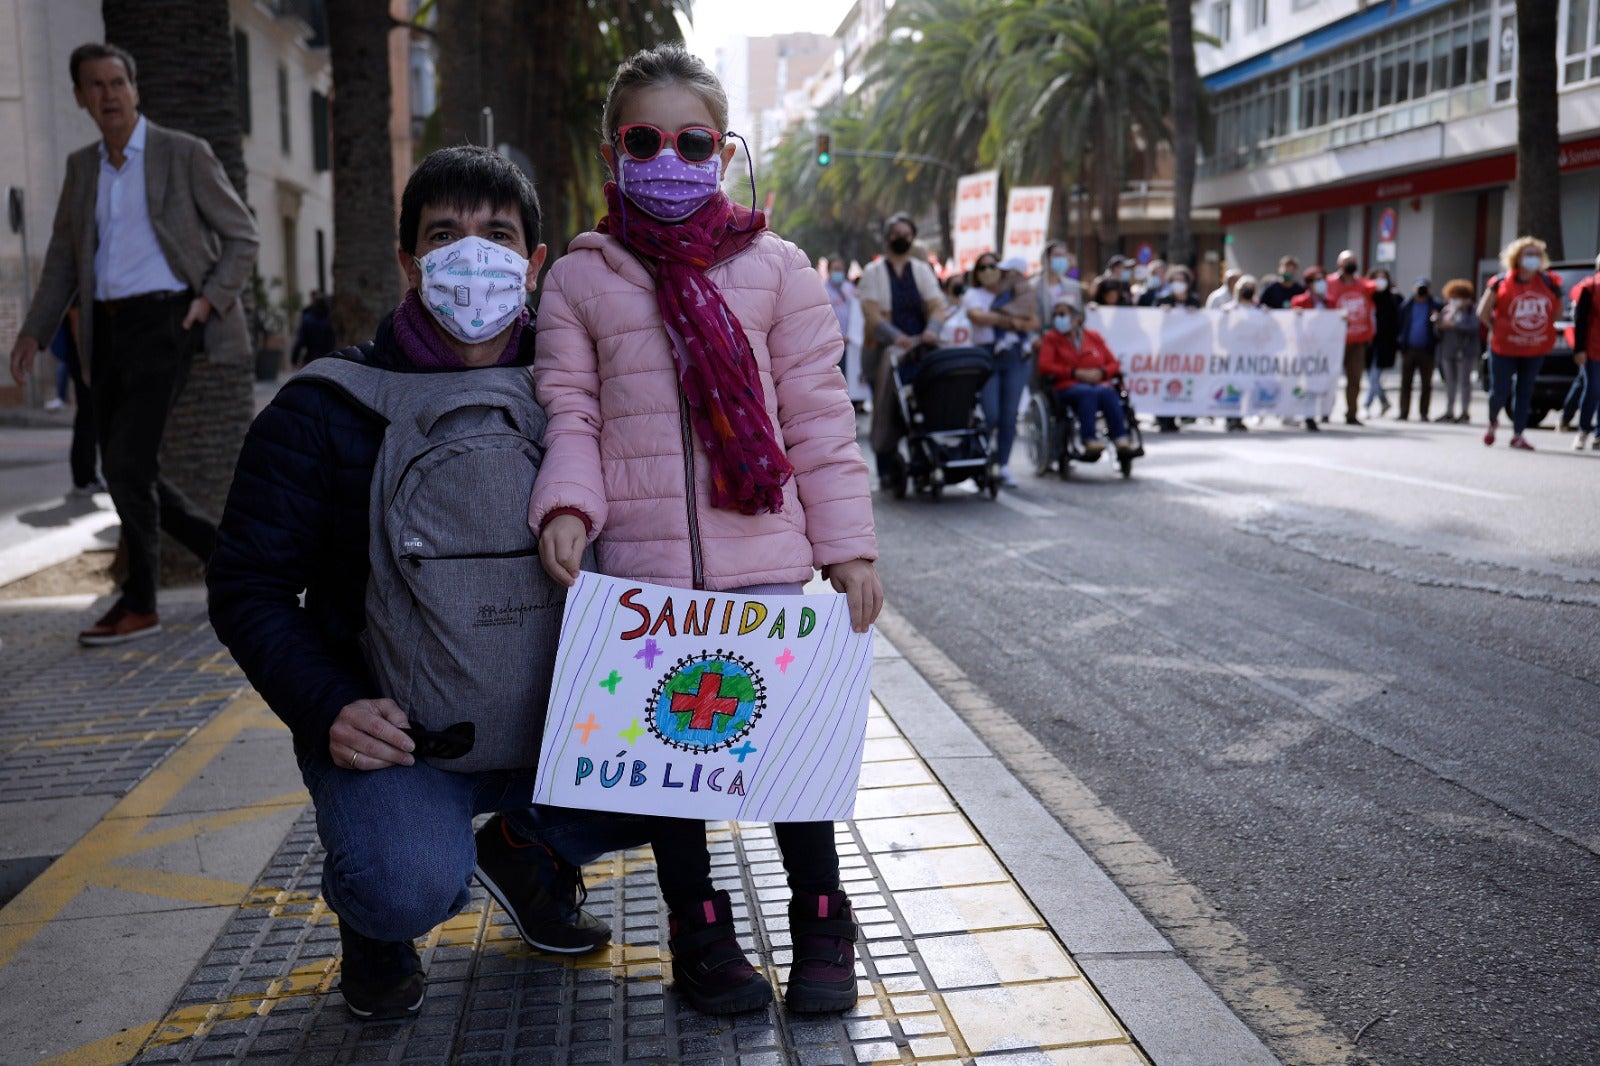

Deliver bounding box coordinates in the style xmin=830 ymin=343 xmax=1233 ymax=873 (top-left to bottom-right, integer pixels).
xmin=815 ymin=133 xmax=831 ymax=167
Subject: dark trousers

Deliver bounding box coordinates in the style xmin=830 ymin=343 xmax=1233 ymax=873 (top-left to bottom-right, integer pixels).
xmin=63 ymin=353 xmax=99 ymax=489
xmin=1343 ymin=342 xmax=1368 ymax=418
xmin=91 ymin=295 xmax=218 ymax=614
xmin=650 ymin=817 xmax=840 ymax=911
xmin=1398 ymin=346 xmax=1436 ymax=419
xmin=1487 ymin=352 xmax=1546 ymax=435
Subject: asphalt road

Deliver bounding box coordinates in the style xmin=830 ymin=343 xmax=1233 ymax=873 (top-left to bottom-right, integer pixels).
xmin=870 ymin=413 xmax=1600 ymax=1066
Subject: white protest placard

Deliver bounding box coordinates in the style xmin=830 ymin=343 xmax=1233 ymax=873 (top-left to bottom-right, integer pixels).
xmin=1089 ymin=306 xmax=1345 ymax=418
xmin=1001 ymin=186 xmax=1052 ymax=269
xmin=953 ymin=170 xmax=999 ymax=275
xmin=532 ymin=573 xmax=874 ymax=823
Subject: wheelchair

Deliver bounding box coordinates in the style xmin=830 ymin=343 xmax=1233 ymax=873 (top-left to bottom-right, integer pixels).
xmin=1021 ymin=371 xmax=1145 ymax=480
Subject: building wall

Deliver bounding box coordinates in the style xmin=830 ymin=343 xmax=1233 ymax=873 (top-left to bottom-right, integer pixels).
xmin=0 ymin=0 xmax=102 ymax=404
xmin=1224 ymin=212 xmax=1319 ymax=276
xmin=1202 ymin=0 xmax=1600 ymax=295
xmin=231 ymin=0 xmax=333 ymax=323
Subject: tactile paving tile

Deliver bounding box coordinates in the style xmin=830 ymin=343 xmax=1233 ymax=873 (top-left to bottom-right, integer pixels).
xmin=130 ymin=797 xmax=1145 ymax=1065
xmin=0 ymin=603 xmax=249 ymax=802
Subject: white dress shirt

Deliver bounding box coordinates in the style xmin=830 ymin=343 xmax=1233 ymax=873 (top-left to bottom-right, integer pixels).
xmin=94 ymin=116 xmax=188 ymax=301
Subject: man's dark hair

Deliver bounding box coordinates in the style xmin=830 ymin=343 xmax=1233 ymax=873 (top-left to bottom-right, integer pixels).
xmin=398 ymin=146 xmax=541 ymax=256
xmin=70 ymin=43 xmax=138 ymax=88
xmin=883 ymin=212 xmax=917 ymax=240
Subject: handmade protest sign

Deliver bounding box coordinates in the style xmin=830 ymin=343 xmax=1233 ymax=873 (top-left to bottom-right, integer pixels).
xmin=532 ymin=573 xmax=874 ymax=823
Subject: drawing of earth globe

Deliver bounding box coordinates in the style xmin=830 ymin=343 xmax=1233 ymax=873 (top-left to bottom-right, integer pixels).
xmin=646 ymin=651 xmax=765 ymax=754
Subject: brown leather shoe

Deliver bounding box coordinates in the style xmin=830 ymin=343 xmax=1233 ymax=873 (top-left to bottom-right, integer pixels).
xmin=78 ymin=606 xmax=162 ymax=646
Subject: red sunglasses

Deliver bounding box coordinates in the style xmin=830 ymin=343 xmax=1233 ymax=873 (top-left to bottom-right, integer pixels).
xmin=615 ymin=123 xmax=725 ymax=164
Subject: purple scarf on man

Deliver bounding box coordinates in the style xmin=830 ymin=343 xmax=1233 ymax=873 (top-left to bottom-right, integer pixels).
xmin=392 ymin=288 xmax=529 ymax=368
xmin=598 ymin=184 xmax=793 ymax=516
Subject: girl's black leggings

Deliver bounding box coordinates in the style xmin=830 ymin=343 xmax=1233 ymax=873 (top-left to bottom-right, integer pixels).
xmin=649 ymin=817 xmax=839 ymax=913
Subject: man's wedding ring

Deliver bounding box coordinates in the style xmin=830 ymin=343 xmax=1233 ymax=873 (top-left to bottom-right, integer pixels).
xmin=348 ymin=750 xmax=360 ymax=770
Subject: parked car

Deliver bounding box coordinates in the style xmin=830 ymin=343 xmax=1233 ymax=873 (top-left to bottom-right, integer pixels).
xmin=1478 ymin=257 xmax=1590 ymax=427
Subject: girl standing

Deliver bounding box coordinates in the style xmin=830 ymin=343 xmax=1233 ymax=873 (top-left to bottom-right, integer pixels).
xmin=531 ymin=45 xmax=882 ymax=1016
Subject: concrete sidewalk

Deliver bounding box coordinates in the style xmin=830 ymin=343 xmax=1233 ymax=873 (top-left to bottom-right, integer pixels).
xmin=0 ymin=563 xmax=1278 ymax=1064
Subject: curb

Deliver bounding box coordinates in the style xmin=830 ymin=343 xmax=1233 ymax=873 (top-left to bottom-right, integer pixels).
xmin=871 ymin=630 xmax=1283 ymax=1066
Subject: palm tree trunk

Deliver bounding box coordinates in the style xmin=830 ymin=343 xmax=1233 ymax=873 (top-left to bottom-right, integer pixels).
xmin=436 ymin=0 xmax=485 ymax=146
xmin=102 ymin=0 xmax=252 ymax=581
xmin=523 ymin=1 xmax=570 ymax=269
xmin=1514 ymin=0 xmax=1563 ymax=257
xmin=1165 ymin=0 xmax=1198 ymax=270
xmin=327 ymin=0 xmax=401 ymax=346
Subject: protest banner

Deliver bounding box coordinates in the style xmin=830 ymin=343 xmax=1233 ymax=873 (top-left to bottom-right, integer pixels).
xmin=532 ymin=573 xmax=874 ymax=823
xmin=953 ymin=170 xmax=998 ymax=274
xmin=1089 ymin=306 xmax=1346 ymax=418
xmin=1001 ymin=186 xmax=1052 ymax=269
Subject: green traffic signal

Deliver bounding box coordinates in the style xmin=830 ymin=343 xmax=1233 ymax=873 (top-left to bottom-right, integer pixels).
xmin=815 ymin=133 xmax=831 ymax=167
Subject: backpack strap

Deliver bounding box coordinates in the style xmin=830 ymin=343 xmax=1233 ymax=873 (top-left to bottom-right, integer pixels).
xmin=290 ymin=354 xmax=391 ymax=422
xmin=291 ymin=360 xmax=543 ymax=440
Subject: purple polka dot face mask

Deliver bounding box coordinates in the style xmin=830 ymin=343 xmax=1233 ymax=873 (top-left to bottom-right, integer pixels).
xmin=617 ymin=146 xmax=723 ymax=222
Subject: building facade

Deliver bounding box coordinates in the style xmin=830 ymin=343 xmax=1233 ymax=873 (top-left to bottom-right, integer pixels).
xmin=1198 ymin=0 xmax=1600 ymax=286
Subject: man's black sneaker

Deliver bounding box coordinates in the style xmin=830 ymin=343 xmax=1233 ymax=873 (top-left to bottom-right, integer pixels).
xmin=339 ymin=923 xmax=424 ymax=1020
xmin=473 ymin=814 xmax=611 ymax=954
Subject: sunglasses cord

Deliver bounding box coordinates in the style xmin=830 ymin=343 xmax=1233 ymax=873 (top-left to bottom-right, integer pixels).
xmin=729 ymin=131 xmax=758 ymax=233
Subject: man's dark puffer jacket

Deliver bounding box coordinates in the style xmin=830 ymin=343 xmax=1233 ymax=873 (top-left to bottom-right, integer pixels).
xmin=206 ymin=311 xmax=536 ymax=763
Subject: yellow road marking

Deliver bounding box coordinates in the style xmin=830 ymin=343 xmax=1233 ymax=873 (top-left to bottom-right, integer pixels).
xmin=0 ymin=692 xmax=303 ymax=967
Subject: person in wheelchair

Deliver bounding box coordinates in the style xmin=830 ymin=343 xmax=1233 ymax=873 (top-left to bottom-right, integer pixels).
xmin=1037 ymin=299 xmax=1134 ymax=456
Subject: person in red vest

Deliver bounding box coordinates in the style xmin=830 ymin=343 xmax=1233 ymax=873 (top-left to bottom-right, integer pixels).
xmin=1324 ymin=249 xmax=1377 ymax=425
xmin=1477 ymin=236 xmax=1563 ymax=451
xmin=1570 ymin=253 xmax=1600 ymax=450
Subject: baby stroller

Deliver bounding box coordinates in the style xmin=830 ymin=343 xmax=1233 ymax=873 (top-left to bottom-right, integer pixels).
xmin=881 ymin=344 xmax=1002 ymax=502
xmin=1021 ymin=369 xmax=1146 ymax=480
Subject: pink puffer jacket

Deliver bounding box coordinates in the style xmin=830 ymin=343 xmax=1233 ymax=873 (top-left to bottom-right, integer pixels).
xmin=530 ymin=228 xmax=877 ymax=590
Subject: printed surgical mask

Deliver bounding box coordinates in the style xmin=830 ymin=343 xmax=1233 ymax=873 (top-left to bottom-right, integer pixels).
xmin=413 ymin=236 xmax=528 ymax=344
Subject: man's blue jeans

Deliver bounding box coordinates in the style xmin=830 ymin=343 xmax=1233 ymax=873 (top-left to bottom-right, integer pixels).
xmin=302 ymin=754 xmax=650 ymax=942
xmin=1057 ymin=384 xmax=1128 ymax=443
xmin=979 ymin=343 xmax=1029 ymax=467
xmin=1487 ymin=353 xmax=1545 ymax=435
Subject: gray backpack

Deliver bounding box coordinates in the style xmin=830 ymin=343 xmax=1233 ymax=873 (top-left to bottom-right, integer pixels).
xmin=296 ymin=357 xmax=570 ymax=773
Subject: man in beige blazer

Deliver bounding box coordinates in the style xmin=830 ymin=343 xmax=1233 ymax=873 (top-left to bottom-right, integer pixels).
xmin=8 ymin=42 xmax=259 ymax=646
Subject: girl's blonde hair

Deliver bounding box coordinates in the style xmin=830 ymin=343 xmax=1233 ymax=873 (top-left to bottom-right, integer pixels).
xmin=602 ymin=44 xmax=730 ymax=142
xmin=1501 ymin=235 xmax=1549 ymax=275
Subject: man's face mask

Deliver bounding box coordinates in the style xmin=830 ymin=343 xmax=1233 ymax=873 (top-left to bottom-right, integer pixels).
xmin=413 ymin=235 xmax=528 ymax=344
xmin=888 ymin=233 xmax=913 ymax=255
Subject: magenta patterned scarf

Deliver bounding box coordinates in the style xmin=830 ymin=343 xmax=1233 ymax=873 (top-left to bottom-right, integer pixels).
xmin=392 ymin=288 xmax=529 ymax=368
xmin=599 ymin=184 xmax=793 ymax=515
